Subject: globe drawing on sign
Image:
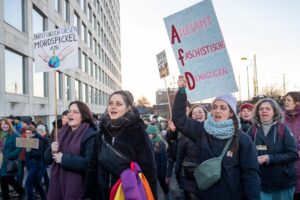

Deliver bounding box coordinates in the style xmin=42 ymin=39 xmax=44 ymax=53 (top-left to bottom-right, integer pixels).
xmin=38 ymin=46 xmax=73 ymax=69
xmin=48 ymin=53 xmax=60 ymax=68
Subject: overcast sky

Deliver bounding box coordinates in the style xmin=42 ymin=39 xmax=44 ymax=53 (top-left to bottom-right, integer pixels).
xmin=120 ymin=0 xmax=300 ymax=104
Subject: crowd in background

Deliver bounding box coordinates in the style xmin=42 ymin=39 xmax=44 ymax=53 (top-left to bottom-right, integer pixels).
xmin=0 ymin=89 xmax=299 ymax=200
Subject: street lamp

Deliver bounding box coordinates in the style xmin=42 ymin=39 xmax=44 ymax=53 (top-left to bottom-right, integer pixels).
xmin=241 ymin=55 xmax=258 ymax=97
xmin=241 ymin=58 xmax=250 ymax=100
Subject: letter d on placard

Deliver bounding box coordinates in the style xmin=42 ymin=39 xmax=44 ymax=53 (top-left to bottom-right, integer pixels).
xmin=184 ymin=72 xmax=195 ymax=90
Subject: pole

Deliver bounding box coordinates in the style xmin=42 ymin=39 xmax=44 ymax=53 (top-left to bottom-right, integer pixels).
xmin=247 ymin=65 xmax=250 ymax=100
xmin=164 ymin=77 xmax=172 ymax=118
xmin=54 ymin=70 xmax=58 ymax=142
xmin=238 ymin=75 xmax=241 ymax=101
xmin=253 ymin=54 xmax=258 ymax=96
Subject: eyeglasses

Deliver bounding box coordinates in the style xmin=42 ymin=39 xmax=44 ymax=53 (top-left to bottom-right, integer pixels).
xmin=67 ymin=109 xmax=80 ymax=114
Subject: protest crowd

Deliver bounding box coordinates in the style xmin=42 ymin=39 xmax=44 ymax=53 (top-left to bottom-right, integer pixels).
xmin=0 ymin=82 xmax=299 ymax=200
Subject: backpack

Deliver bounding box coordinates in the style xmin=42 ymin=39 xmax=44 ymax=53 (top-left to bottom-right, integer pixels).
xmin=252 ymin=122 xmax=285 ymax=139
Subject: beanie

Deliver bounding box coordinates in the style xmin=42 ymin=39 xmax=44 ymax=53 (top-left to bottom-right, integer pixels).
xmin=36 ymin=124 xmax=46 ymax=133
xmin=240 ymin=103 xmax=254 ymax=112
xmin=213 ymin=94 xmax=237 ymax=114
xmin=146 ymin=124 xmax=159 ymax=135
xmin=21 ymin=116 xmax=32 ymax=126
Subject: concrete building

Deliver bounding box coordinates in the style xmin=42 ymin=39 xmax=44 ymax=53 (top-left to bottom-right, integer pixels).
xmin=0 ymin=0 xmax=121 ymax=128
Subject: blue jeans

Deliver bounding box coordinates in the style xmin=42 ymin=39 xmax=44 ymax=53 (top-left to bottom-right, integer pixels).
xmin=261 ymin=187 xmax=295 ymax=200
xmin=25 ymin=165 xmax=46 ymax=200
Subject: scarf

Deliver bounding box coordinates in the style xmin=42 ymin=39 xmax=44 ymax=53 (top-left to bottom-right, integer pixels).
xmin=204 ymin=113 xmax=235 ymax=139
xmin=100 ymin=111 xmax=139 ymax=137
xmin=285 ymin=106 xmax=300 ymax=119
xmin=47 ymin=122 xmax=90 ymax=200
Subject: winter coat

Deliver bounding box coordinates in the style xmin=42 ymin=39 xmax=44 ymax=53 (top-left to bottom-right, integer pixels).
xmin=25 ymin=133 xmax=44 ymax=169
xmin=248 ymin=123 xmax=298 ymax=191
xmin=165 ymin=130 xmax=179 ymax=177
xmin=0 ymin=131 xmax=21 ymax=177
xmin=284 ymin=107 xmax=300 ymax=193
xmin=172 ymin=89 xmax=260 ymax=200
xmin=240 ymin=118 xmax=252 ymax=133
xmin=152 ymin=139 xmax=168 ymax=179
xmin=84 ymin=113 xmax=157 ymax=200
xmin=44 ymin=125 xmax=97 ymax=173
xmin=175 ymin=135 xmax=199 ymax=194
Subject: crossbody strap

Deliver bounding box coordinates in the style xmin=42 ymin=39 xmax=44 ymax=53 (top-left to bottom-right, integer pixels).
xmin=219 ymin=137 xmax=233 ymax=158
xmin=101 ymin=134 xmax=131 ymax=162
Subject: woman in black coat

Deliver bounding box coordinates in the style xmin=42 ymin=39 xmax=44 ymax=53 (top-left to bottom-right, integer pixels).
xmin=84 ymin=90 xmax=157 ymax=200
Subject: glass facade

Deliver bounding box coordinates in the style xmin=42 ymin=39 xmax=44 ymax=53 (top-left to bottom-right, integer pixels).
xmin=5 ymin=49 xmax=25 ymax=94
xmin=4 ymin=0 xmax=24 ymax=31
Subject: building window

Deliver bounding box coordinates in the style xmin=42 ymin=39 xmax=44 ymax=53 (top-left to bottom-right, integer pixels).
xmin=63 ymin=0 xmax=70 ymax=22
xmin=88 ymin=31 xmax=92 ymax=48
xmin=89 ymin=59 xmax=93 ymax=77
xmin=81 ymin=23 xmax=87 ymax=43
xmin=75 ymin=79 xmax=79 ymax=100
xmin=81 ymin=52 xmax=87 ymax=72
xmin=94 ymin=63 xmax=98 ymax=80
xmin=82 ymin=83 xmax=87 ymax=103
xmin=56 ymin=71 xmax=63 ymax=99
xmin=55 ymin=0 xmax=61 ymax=12
xmin=4 ymin=0 xmax=24 ymax=32
xmin=5 ymin=49 xmax=26 ymax=94
xmin=80 ymin=0 xmax=86 ymax=13
xmin=74 ymin=12 xmax=80 ymax=33
xmin=88 ymin=4 xmax=92 ymax=23
xmin=65 ymin=75 xmax=71 ymax=100
xmin=32 ymin=7 xmax=46 ymax=34
xmin=89 ymin=86 xmax=92 ymax=104
xmin=33 ymin=62 xmax=47 ymax=97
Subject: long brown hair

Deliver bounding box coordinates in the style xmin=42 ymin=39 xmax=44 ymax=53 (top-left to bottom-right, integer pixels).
xmin=230 ymin=114 xmax=240 ymax=153
xmin=0 ymin=118 xmax=15 ymax=134
xmin=68 ymin=101 xmax=93 ymax=124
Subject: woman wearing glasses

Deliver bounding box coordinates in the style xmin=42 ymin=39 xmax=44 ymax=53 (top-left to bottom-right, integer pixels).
xmin=44 ymin=101 xmax=97 ymax=200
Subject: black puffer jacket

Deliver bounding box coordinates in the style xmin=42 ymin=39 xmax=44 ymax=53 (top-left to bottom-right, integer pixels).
xmin=84 ymin=112 xmax=157 ymax=200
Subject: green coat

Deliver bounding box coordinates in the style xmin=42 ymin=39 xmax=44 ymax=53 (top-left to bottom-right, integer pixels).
xmin=0 ymin=131 xmax=21 ymax=176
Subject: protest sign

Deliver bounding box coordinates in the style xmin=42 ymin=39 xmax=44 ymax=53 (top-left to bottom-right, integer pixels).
xmin=33 ymin=26 xmax=79 ymax=72
xmin=16 ymin=138 xmax=39 ymax=149
xmin=164 ymin=0 xmax=238 ymax=101
xmin=156 ymin=50 xmax=170 ymax=78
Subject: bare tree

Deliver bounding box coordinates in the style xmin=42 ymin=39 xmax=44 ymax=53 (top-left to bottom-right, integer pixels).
xmin=261 ymin=84 xmax=284 ymax=99
xmin=136 ymin=96 xmax=150 ymax=107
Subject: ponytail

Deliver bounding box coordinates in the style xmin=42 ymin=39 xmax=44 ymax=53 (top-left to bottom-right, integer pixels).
xmin=230 ymin=114 xmax=240 ymax=153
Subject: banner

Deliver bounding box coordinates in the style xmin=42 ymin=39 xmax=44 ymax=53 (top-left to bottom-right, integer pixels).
xmin=156 ymin=50 xmax=170 ymax=78
xmin=16 ymin=138 xmax=39 ymax=149
xmin=164 ymin=0 xmax=238 ymax=101
xmin=33 ymin=26 xmax=79 ymax=72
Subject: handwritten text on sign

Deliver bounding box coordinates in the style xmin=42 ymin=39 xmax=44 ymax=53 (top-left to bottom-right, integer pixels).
xmin=164 ymin=0 xmax=238 ymax=101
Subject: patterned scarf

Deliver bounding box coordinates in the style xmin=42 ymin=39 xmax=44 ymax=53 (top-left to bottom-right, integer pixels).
xmin=204 ymin=113 xmax=235 ymax=139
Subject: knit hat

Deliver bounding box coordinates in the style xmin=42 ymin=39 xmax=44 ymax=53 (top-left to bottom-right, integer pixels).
xmin=146 ymin=124 xmax=159 ymax=135
xmin=36 ymin=124 xmax=46 ymax=133
xmin=213 ymin=94 xmax=237 ymax=114
xmin=21 ymin=116 xmax=32 ymax=126
xmin=7 ymin=115 xmax=14 ymax=120
xmin=240 ymin=103 xmax=254 ymax=112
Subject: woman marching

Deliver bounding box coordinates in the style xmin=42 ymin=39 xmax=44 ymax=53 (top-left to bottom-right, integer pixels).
xmin=44 ymin=101 xmax=97 ymax=200
xmin=248 ymin=97 xmax=298 ymax=200
xmin=172 ymin=76 xmax=260 ymax=200
xmin=84 ymin=90 xmax=157 ymax=199
xmin=175 ymin=104 xmax=208 ymax=200
xmin=283 ymin=91 xmax=300 ymax=199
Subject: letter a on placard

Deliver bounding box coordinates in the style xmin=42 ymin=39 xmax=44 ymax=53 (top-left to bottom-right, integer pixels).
xmin=171 ymin=25 xmax=181 ymax=44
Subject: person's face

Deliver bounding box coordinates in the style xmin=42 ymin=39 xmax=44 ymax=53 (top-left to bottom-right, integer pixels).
xmin=108 ymin=94 xmax=130 ymax=120
xmin=148 ymin=134 xmax=154 ymax=140
xmin=1 ymin=121 xmax=9 ymax=132
xmin=61 ymin=115 xmax=68 ymax=125
xmin=25 ymin=130 xmax=33 ymax=138
xmin=211 ymin=100 xmax=233 ymax=122
xmin=192 ymin=106 xmax=206 ymax=122
xmin=67 ymin=104 xmax=83 ymax=130
xmin=284 ymin=95 xmax=297 ymax=111
xmin=241 ymin=108 xmax=253 ymax=121
xmin=259 ymin=102 xmax=275 ymax=123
